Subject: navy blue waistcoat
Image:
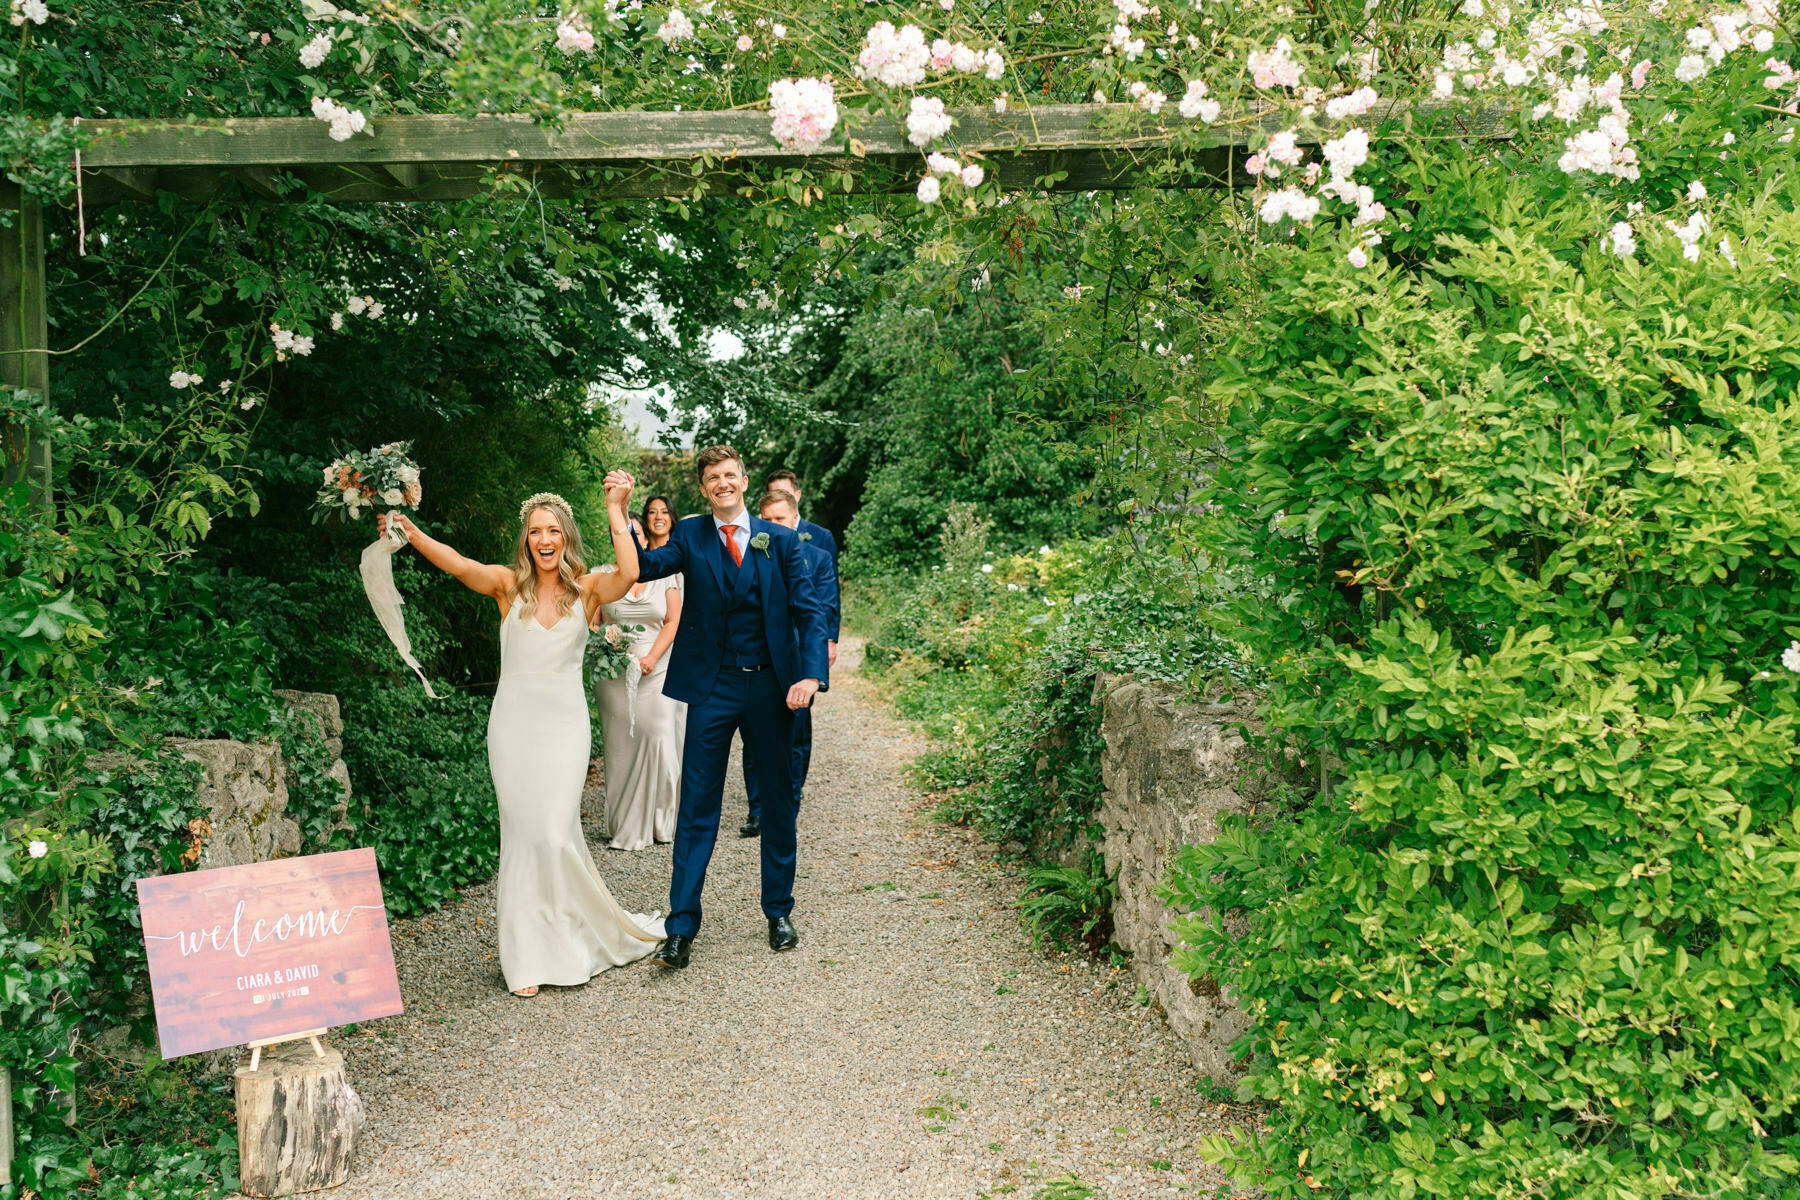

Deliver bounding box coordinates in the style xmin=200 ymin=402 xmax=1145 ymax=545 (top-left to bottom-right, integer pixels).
xmin=721 ymin=556 xmax=771 ymax=667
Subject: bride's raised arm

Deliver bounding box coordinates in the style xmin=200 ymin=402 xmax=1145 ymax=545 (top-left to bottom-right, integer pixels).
xmin=580 ymin=473 xmax=641 ymax=608
xmin=378 ymin=512 xmax=513 ymax=610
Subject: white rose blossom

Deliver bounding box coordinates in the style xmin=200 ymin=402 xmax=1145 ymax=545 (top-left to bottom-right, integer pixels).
xmin=768 ymin=77 xmax=838 ymax=152
xmin=310 ymin=96 xmax=368 ymax=142
xmin=906 ymin=96 xmax=953 ymax=147
xmin=299 ymin=32 xmax=333 ymax=68
xmin=656 ymin=8 xmax=693 ymax=45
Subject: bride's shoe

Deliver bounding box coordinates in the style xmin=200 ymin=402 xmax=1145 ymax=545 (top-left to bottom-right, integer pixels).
xmin=511 ymin=985 xmax=540 ymax=997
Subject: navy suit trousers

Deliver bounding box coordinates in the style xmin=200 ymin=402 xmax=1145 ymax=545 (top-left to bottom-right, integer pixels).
xmin=744 ymin=706 xmax=812 ymax=821
xmin=669 ymin=668 xmax=798 ymax=938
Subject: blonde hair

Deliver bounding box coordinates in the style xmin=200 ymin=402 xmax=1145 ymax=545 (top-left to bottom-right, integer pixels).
xmin=512 ymin=498 xmax=588 ymax=624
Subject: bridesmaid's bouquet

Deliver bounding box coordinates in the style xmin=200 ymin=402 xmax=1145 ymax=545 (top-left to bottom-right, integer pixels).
xmin=314 ymin=441 xmax=422 ymax=542
xmin=590 ymin=621 xmax=646 ymax=682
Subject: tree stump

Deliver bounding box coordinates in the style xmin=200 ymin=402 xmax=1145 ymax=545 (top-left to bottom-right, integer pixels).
xmin=235 ymin=1042 xmax=364 ymax=1196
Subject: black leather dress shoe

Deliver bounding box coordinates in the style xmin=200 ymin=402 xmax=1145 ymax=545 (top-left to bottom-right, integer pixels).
xmin=652 ymin=935 xmax=692 ymax=968
xmin=768 ymin=916 xmax=799 ymax=952
xmin=739 ymin=817 xmax=761 ymax=838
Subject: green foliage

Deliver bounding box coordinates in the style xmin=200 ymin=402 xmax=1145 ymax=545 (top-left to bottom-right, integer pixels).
xmin=865 ymin=508 xmax=1243 ymax=911
xmin=342 ymin=686 xmax=500 ymax=919
xmin=1019 ymin=850 xmax=1118 ymax=956
xmin=1167 ymin=154 xmax=1800 ymax=1196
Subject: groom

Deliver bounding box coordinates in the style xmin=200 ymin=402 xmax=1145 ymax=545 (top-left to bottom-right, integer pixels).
xmin=608 ymin=447 xmax=829 ymax=968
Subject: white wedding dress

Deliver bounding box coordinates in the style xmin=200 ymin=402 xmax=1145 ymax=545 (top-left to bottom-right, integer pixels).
xmin=489 ymin=594 xmax=664 ymax=992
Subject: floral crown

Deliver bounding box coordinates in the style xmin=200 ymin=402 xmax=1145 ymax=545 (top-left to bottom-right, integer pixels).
xmin=519 ymin=492 xmax=572 ymax=524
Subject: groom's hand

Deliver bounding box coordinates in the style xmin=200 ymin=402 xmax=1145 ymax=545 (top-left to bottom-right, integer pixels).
xmin=786 ymin=678 xmax=819 ymax=710
xmin=603 ymin=470 xmax=635 ymax=507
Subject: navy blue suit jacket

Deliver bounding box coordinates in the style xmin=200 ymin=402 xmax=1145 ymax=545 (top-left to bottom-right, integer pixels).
xmin=799 ymin=537 xmax=840 ymax=643
xmin=636 ymin=514 xmax=830 ymax=706
xmin=797 ymin=518 xmax=838 ymax=570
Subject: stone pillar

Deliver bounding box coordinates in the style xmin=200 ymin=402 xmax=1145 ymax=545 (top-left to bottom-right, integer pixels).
xmin=1096 ymin=677 xmax=1265 ymax=1081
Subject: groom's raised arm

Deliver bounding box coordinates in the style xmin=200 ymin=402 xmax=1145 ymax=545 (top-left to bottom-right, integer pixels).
xmin=635 ymin=521 xmax=688 ymax=582
xmin=779 ymin=531 xmax=830 ymax=690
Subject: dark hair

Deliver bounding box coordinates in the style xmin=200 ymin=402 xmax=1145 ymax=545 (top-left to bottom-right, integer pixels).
xmin=766 ymin=468 xmax=801 ymax=493
xmin=756 ymin=489 xmax=797 ymax=515
xmin=640 ymin=495 xmax=675 ymax=527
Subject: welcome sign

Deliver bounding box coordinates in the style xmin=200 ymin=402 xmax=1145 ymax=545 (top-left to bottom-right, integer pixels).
xmin=136 ymin=847 xmax=404 ymax=1059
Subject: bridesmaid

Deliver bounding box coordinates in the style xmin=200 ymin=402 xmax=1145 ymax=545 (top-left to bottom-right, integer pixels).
xmin=593 ymin=496 xmax=686 ymax=850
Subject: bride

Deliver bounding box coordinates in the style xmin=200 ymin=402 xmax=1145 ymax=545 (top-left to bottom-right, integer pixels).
xmin=379 ymin=484 xmax=665 ymax=997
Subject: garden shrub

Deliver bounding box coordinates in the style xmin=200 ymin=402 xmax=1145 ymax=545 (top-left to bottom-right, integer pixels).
xmin=865 ymin=508 xmax=1246 ymax=857
xmin=1167 ymin=155 xmax=1800 ymax=1196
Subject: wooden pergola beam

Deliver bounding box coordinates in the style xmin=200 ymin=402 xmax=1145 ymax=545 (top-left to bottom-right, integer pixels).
xmin=66 ymin=101 xmax=1512 ymax=205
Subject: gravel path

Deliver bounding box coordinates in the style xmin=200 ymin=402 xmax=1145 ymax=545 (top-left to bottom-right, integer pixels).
xmin=328 ymin=640 xmax=1247 ymax=1200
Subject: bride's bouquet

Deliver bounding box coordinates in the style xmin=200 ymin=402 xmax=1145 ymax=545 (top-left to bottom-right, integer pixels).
xmin=315 ymin=441 xmax=422 ymax=542
xmin=313 ymin=442 xmax=436 ymax=698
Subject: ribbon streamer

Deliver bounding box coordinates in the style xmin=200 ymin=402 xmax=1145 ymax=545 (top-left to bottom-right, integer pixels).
xmin=359 ymin=528 xmax=440 ymax=698
xmin=623 ymin=655 xmax=642 ymax=738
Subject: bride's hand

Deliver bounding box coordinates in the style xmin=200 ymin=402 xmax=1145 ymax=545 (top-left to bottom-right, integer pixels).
xmin=603 ymin=470 xmax=635 ymax=509
xmin=378 ymin=512 xmax=418 ymax=541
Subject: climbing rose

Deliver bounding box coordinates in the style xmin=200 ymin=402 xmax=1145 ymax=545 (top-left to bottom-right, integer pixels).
xmin=1259 ymin=188 xmax=1320 ymax=225
xmin=735 ymin=34 xmax=752 ymax=51
xmin=916 ymin=175 xmax=941 ymax=204
xmin=1323 ymin=127 xmax=1370 ymax=178
xmin=960 ymin=163 xmax=984 ymax=188
xmin=1347 ymin=245 xmax=1369 ymax=268
xmin=926 ymin=152 xmax=959 ymax=174
xmin=1325 ymin=87 xmax=1378 ymax=120
xmin=299 ymin=32 xmax=333 ymax=68
xmin=1179 ymin=79 xmax=1220 ymax=122
xmin=906 ymin=96 xmax=953 ymax=147
xmin=1608 ymin=221 xmax=1637 ymax=257
xmin=768 ymin=77 xmax=838 ymax=152
xmin=856 ymin=21 xmax=930 ymax=87
xmin=1247 ymin=37 xmax=1303 ymax=89
xmin=310 ymin=97 xmax=367 ymax=141
xmin=555 ymin=19 xmax=595 ymax=53
xmin=1263 ymin=128 xmax=1304 ymax=173
xmin=27 ymin=840 xmax=47 ymax=858
xmin=169 ymin=369 xmax=201 ymax=389
xmin=1688 ymin=179 xmax=1707 ymax=200
xmin=1784 ymin=640 xmax=1800 ymax=672
xmin=656 ymin=9 xmax=693 ymax=44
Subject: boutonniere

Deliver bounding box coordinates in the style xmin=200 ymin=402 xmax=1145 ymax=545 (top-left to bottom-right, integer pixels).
xmin=798 ymin=531 xmax=812 ymax=542
xmin=750 ymin=531 xmax=771 ymax=558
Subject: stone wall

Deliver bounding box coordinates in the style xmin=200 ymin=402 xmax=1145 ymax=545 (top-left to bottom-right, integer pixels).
xmin=174 ymin=691 xmax=351 ymax=870
xmin=1095 ymin=677 xmax=1266 ymax=1081
xmin=90 ymin=692 xmax=351 ymax=1069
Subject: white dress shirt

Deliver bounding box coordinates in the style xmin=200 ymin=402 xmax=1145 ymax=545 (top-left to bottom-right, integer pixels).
xmin=712 ymin=507 xmax=751 ymax=562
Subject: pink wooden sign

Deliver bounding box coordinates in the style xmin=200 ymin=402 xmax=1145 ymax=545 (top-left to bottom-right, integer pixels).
xmin=136 ymin=847 xmax=404 ymax=1059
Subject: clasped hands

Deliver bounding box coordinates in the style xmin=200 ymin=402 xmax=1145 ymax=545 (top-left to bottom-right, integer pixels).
xmin=602 ymin=469 xmax=636 ymax=506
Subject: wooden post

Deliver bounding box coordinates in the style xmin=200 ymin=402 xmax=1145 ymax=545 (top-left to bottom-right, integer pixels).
xmin=1 ymin=1066 xmax=12 ymax=1188
xmin=235 ymin=1042 xmax=365 ymax=1197
xmin=1 ymin=194 xmax=52 ymax=517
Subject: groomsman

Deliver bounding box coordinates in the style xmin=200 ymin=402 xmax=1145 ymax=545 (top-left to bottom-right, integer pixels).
xmin=741 ymin=487 xmax=839 ymax=838
xmin=765 ymin=469 xmax=839 ymax=587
